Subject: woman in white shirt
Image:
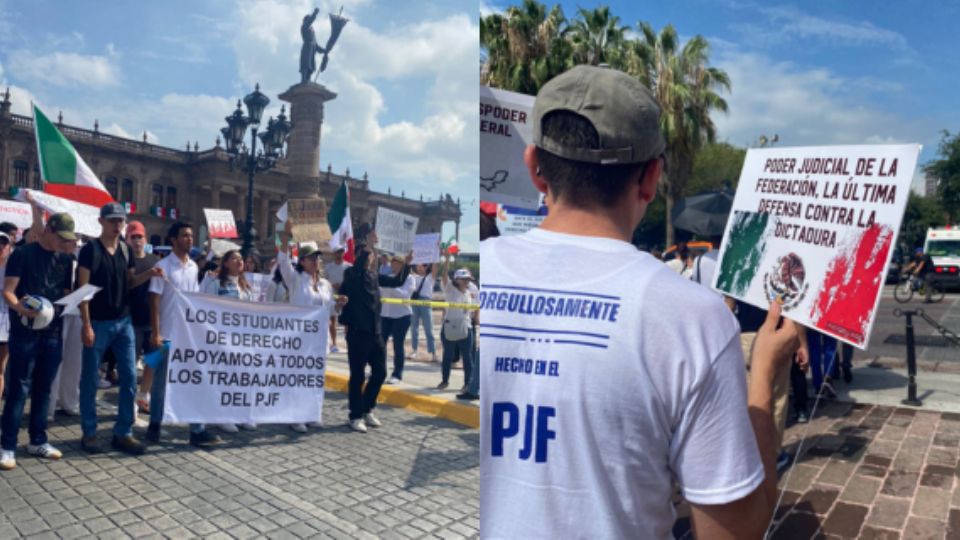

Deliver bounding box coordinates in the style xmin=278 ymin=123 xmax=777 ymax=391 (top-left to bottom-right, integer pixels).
xmin=380 ymin=255 xmax=416 ymax=384
xmin=277 ymin=234 xmax=341 ymax=433
xmin=438 ymin=257 xmax=478 ymax=400
xmin=409 ymin=263 xmax=439 ymax=362
xmin=201 ymin=250 xmax=257 ymax=433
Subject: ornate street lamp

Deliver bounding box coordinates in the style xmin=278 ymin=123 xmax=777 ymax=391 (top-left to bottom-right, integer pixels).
xmin=221 ymin=83 xmax=291 ymax=256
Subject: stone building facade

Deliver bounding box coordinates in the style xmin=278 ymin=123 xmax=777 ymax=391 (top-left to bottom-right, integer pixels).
xmin=0 ymin=89 xmax=462 ymax=251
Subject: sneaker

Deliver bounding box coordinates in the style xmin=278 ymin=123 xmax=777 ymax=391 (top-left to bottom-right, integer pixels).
xmin=330 ymin=345 xmax=339 ymax=353
xmin=776 ymin=451 xmax=791 ymax=474
xmin=456 ymin=392 xmax=479 ymax=401
xmin=290 ymin=423 xmax=308 ymax=433
xmin=363 ymin=413 xmax=381 ymax=428
xmin=386 ymin=376 xmax=400 ymax=385
xmin=188 ymin=430 xmax=223 ymax=448
xmin=111 ymin=435 xmax=145 ymax=456
xmin=437 ymin=381 xmax=449 ymax=390
xmin=97 ymin=378 xmax=111 ymax=389
xmin=60 ymin=407 xmax=80 ymax=417
xmin=218 ymin=423 xmax=240 ymax=433
xmin=307 ymin=421 xmax=324 ymax=429
xmin=843 ymin=367 xmax=853 ymax=384
xmin=133 ymin=417 xmax=149 ymax=429
xmin=0 ymin=450 xmax=15 ymax=470
xmin=238 ymin=423 xmax=257 ymax=431
xmin=81 ymin=436 xmax=103 ymax=454
xmin=820 ymin=381 xmax=837 ymax=399
xmin=796 ymin=409 xmax=810 ymax=424
xmin=136 ymin=398 xmax=151 ymax=414
xmin=146 ymin=422 xmax=161 ymax=443
xmin=350 ymin=419 xmax=368 ymax=433
xmin=27 ymin=443 xmax=62 ymax=460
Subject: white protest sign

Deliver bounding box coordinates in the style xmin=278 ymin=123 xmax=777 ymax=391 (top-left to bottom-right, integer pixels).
xmin=55 ymin=284 xmax=101 ymax=316
xmin=163 ymin=291 xmax=328 ymax=424
xmin=713 ymin=144 xmax=921 ymax=349
xmin=375 ymin=207 xmax=419 ymax=255
xmin=0 ymin=200 xmax=33 ymax=234
xmin=412 ymin=233 xmax=440 ymax=264
xmin=495 ymin=204 xmax=547 ymax=236
xmin=16 ymin=188 xmax=101 ymax=237
xmin=480 ymin=86 xmax=540 ymax=210
xmin=204 ymin=208 xmax=238 ymax=239
xmin=244 ymin=272 xmax=271 ymax=304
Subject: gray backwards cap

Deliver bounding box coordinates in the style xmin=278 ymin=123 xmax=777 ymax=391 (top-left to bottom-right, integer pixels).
xmin=533 ymin=65 xmax=666 ymax=165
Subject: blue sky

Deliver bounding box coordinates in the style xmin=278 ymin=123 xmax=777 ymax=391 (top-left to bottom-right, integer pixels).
xmin=0 ymin=0 xmax=479 ymax=250
xmin=481 ymin=0 xmax=960 ymax=193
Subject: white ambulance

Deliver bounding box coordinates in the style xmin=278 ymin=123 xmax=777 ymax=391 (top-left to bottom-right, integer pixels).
xmin=924 ymin=227 xmax=960 ymax=286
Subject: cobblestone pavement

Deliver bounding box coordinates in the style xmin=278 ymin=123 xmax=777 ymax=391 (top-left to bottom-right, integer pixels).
xmin=0 ymin=393 xmax=479 ymax=539
xmin=674 ymin=400 xmax=960 ymax=539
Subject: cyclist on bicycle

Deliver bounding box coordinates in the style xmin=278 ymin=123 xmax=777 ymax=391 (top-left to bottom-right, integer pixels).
xmin=904 ymin=247 xmax=935 ymax=293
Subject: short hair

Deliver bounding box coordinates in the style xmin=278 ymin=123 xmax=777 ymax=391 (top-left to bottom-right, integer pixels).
xmin=536 ymin=111 xmax=651 ymax=208
xmin=0 ymin=222 xmax=18 ymax=236
xmin=167 ymin=221 xmax=193 ymax=241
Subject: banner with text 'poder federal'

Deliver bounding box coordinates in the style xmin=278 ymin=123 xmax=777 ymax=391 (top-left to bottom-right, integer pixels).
xmin=163 ymin=291 xmax=327 ymax=423
xmin=713 ymin=144 xmax=920 ymax=349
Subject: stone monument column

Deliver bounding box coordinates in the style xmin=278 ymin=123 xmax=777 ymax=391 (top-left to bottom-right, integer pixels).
xmin=279 ymin=83 xmax=337 ymax=199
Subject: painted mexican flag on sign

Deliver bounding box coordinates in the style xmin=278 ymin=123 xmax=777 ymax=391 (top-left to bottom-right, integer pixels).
xmin=33 ymin=105 xmax=114 ymax=208
xmin=713 ymin=144 xmax=921 ymax=349
xmin=203 ymin=208 xmax=238 ymax=239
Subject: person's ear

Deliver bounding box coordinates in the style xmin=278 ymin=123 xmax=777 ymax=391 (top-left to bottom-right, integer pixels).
xmin=638 ymin=158 xmax=663 ymax=204
xmin=524 ymin=145 xmax=549 ymax=195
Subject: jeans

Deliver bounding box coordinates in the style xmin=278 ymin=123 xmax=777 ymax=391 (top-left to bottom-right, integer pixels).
xmin=80 ymin=316 xmax=137 ymax=438
xmin=808 ymin=331 xmax=838 ymax=391
xmin=441 ymin=327 xmax=476 ymax=393
xmin=346 ymin=328 xmax=387 ymax=420
xmin=149 ymin=345 xmax=205 ymax=434
xmin=410 ymin=305 xmax=435 ymax=354
xmin=1 ymin=325 xmax=63 ymax=451
xmin=382 ymin=315 xmax=411 ymax=380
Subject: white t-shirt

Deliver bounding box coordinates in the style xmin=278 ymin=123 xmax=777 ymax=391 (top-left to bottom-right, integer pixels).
xmin=479 ymin=228 xmax=761 ymax=539
xmin=690 ymin=249 xmax=720 ymax=289
xmin=380 ymin=274 xmax=416 ymax=319
xmin=324 ymin=260 xmax=352 ymax=289
xmin=149 ymin=253 xmax=199 ymax=338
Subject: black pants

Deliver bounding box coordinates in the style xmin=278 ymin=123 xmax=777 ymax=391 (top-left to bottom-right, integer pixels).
xmin=346 ymin=328 xmax=387 ymax=420
xmin=381 ymin=315 xmax=411 ymax=380
xmin=790 ymin=361 xmax=808 ymax=413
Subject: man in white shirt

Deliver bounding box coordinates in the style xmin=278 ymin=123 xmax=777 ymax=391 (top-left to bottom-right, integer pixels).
xmin=146 ymin=222 xmax=223 ymax=448
xmin=479 ymin=65 xmax=801 ymax=538
xmin=324 ymin=247 xmax=351 ymax=353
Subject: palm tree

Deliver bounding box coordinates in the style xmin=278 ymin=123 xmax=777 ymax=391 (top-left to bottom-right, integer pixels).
xmin=480 ymin=0 xmax=571 ymax=95
xmin=568 ymin=6 xmax=629 ymax=66
xmin=630 ymin=23 xmax=731 ymax=246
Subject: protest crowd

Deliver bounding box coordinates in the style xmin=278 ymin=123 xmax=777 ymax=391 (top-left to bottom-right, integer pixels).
xmin=0 ymin=190 xmax=479 ymax=471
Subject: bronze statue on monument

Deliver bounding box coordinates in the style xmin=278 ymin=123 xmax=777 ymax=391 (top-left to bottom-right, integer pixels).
xmin=299 ymin=6 xmax=349 ymax=84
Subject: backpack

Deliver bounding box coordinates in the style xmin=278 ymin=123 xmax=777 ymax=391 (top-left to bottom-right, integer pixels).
xmin=88 ymin=239 xmax=130 ymax=277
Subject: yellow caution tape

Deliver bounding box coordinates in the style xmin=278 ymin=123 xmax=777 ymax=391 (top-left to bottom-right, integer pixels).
xmin=380 ymin=298 xmax=479 ymax=310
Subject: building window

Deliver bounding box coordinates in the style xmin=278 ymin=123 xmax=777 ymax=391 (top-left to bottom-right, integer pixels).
xmin=121 ymin=179 xmax=134 ymax=203
xmin=105 ymin=177 xmax=118 ymax=200
xmin=32 ymin=164 xmax=42 ymax=190
xmin=151 ymin=184 xmax=163 ymax=208
xmin=166 ymin=186 xmax=177 ymax=209
xmin=13 ymin=161 xmax=28 ymax=188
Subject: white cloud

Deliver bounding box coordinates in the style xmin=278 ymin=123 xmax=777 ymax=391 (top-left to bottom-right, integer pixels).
xmin=7 ymin=50 xmax=121 ymax=88
xmin=757 ymin=5 xmax=910 ymax=51
xmin=479 ymin=0 xmax=502 ymax=18
xmin=102 ymin=123 xmax=133 ymax=139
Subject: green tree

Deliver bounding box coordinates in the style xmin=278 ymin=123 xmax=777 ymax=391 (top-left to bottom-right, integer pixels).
xmin=924 ymin=130 xmax=960 ymax=222
xmin=898 ymin=192 xmax=946 ymax=250
xmin=568 ymin=6 xmax=628 ymax=66
xmin=629 ymin=23 xmax=731 ymax=247
xmin=480 ymin=0 xmax=571 ymax=94
xmin=687 ymin=142 xmax=746 ymax=195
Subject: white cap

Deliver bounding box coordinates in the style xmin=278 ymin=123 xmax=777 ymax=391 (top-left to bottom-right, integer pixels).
xmin=453 ymin=268 xmax=473 ymax=281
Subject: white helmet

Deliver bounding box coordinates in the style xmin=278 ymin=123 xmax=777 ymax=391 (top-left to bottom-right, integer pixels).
xmin=20 ymin=295 xmax=55 ymax=330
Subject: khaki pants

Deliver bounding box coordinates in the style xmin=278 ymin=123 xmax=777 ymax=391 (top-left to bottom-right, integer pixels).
xmin=741 ymin=332 xmax=790 ymax=450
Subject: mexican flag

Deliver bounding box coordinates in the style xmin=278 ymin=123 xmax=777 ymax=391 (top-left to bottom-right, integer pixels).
xmin=327 ymin=180 xmax=354 ymax=263
xmin=442 ymin=235 xmax=459 ymax=255
xmin=33 ymin=104 xmax=114 ymax=208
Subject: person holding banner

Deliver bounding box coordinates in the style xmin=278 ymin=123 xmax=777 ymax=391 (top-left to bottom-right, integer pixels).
xmin=381 ymin=255 xmax=416 ymax=384
xmin=479 ymin=65 xmax=802 ymax=538
xmin=0 ymin=213 xmax=77 ymax=470
xmin=147 ymin=222 xmax=223 ymax=448
xmin=338 ymin=224 xmax=411 ymax=433
xmin=409 ymin=262 xmax=439 ymax=362
xmin=201 ymin=249 xmax=258 ymax=433
xmin=76 ymin=203 xmax=161 ymax=456
xmin=438 ymin=259 xmax=477 ymax=399
xmin=277 ymin=224 xmax=343 ymax=433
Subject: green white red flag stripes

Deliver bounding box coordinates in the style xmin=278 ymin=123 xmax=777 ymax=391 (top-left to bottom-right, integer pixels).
xmin=32 ymin=104 xmax=114 ymax=208
xmin=327 ymin=180 xmax=354 ymax=263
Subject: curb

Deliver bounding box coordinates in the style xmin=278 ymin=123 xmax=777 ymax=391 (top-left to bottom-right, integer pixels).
xmin=325 ymin=371 xmax=479 ymax=428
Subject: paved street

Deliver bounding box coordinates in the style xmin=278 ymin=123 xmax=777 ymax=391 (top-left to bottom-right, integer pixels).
xmin=862 ymin=288 xmax=960 ymax=370
xmin=0 ymin=392 xmax=479 ymax=539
